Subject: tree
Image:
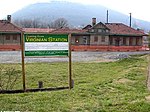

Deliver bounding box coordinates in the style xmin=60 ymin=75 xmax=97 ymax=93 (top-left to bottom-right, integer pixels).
xmin=13 ymin=18 xmax=69 ymax=28
xmin=48 ymin=18 xmax=68 ymax=28
xmin=13 ymin=19 xmax=46 ymax=28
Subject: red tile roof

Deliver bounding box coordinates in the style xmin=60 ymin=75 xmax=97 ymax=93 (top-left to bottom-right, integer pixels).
xmin=49 ymin=28 xmax=87 ymax=34
xmin=23 ymin=28 xmax=87 ymax=34
xmin=105 ymin=23 xmax=146 ymax=36
xmin=0 ymin=20 xmax=22 ymax=33
xmin=23 ymin=28 xmax=54 ymax=33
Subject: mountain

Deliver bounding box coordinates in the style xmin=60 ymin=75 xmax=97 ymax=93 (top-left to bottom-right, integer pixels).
xmin=12 ymin=1 xmax=150 ymax=31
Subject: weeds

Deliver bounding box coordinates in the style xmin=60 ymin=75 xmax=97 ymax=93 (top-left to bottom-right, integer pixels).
xmin=0 ymin=67 xmax=21 ymax=90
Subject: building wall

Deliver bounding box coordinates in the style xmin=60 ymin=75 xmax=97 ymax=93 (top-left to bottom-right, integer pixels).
xmin=109 ymin=36 xmax=142 ymax=46
xmin=0 ymin=45 xmax=21 ymax=51
xmin=71 ymin=35 xmax=90 ymax=45
xmin=126 ymin=37 xmax=129 ymax=46
xmin=0 ymin=34 xmax=21 ymax=51
xmin=90 ymin=35 xmax=109 ymax=45
xmin=71 ymin=34 xmax=143 ymax=47
xmin=0 ymin=35 xmax=3 ymax=44
xmin=143 ymin=36 xmax=149 ymax=46
xmin=71 ymin=35 xmax=83 ymax=45
xmin=0 ymin=34 xmax=21 ymax=45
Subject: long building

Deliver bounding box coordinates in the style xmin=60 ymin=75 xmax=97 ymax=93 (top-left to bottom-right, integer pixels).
xmin=0 ymin=16 xmax=148 ymax=51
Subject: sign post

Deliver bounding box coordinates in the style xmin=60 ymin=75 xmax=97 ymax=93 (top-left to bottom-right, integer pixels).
xmin=21 ymin=32 xmax=26 ymax=91
xmin=22 ymin=33 xmax=72 ymax=91
xmin=68 ymin=34 xmax=72 ymax=89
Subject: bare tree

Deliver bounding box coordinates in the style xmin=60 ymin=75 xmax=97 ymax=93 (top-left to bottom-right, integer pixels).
xmin=13 ymin=19 xmax=46 ymax=28
xmin=32 ymin=19 xmax=40 ymax=28
xmin=13 ymin=19 xmax=32 ymax=28
xmin=48 ymin=18 xmax=68 ymax=28
xmin=13 ymin=18 xmax=69 ymax=28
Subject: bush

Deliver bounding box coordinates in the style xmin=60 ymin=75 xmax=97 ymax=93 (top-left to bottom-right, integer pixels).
xmin=0 ymin=67 xmax=21 ymax=90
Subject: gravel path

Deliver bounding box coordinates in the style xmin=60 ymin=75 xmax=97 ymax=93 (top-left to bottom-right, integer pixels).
xmin=0 ymin=51 xmax=149 ymax=63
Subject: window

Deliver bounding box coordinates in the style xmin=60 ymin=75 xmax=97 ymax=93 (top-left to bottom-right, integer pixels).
xmin=83 ymin=37 xmax=87 ymax=45
xmin=101 ymin=29 xmax=106 ymax=33
xmin=123 ymin=38 xmax=126 ymax=45
xmin=13 ymin=35 xmax=17 ymax=40
xmin=75 ymin=38 xmax=79 ymax=43
xmin=106 ymin=30 xmax=109 ymax=32
xmin=109 ymin=37 xmax=113 ymax=45
xmin=94 ymin=36 xmax=98 ymax=42
xmin=98 ymin=29 xmax=102 ymax=32
xmin=6 ymin=35 xmax=10 ymax=40
xmin=136 ymin=37 xmax=140 ymax=45
xmin=91 ymin=29 xmax=94 ymax=32
xmin=101 ymin=36 xmax=105 ymax=42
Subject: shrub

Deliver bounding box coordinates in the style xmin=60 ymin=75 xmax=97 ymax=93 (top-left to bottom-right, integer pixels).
xmin=0 ymin=67 xmax=21 ymax=90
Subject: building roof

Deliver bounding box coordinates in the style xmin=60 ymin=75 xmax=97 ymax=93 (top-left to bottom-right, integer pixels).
xmin=82 ymin=25 xmax=92 ymax=30
xmin=92 ymin=22 xmax=110 ymax=30
xmin=23 ymin=28 xmax=54 ymax=33
xmin=0 ymin=20 xmax=22 ymax=33
xmin=23 ymin=28 xmax=87 ymax=34
xmin=49 ymin=28 xmax=87 ymax=34
xmin=105 ymin=23 xmax=146 ymax=36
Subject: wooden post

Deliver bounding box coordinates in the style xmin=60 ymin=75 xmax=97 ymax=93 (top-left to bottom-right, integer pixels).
xmin=38 ymin=81 xmax=43 ymax=89
xmin=68 ymin=34 xmax=72 ymax=89
xmin=147 ymin=54 xmax=150 ymax=90
xmin=21 ymin=32 xmax=26 ymax=91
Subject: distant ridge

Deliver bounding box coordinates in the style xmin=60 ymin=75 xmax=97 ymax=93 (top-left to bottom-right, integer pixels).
xmin=12 ymin=1 xmax=150 ymax=31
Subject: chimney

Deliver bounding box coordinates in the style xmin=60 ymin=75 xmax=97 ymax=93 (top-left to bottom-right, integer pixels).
xmin=129 ymin=13 xmax=131 ymax=27
xmin=7 ymin=15 xmax=11 ymax=22
xmin=92 ymin=18 xmax=96 ymax=26
xmin=137 ymin=28 xmax=144 ymax=33
xmin=106 ymin=10 xmax=109 ymax=23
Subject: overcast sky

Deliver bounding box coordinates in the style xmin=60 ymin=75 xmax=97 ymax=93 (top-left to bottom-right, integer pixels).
xmin=0 ymin=0 xmax=150 ymax=22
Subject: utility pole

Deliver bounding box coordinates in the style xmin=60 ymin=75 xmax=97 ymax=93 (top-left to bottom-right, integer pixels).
xmin=129 ymin=13 xmax=132 ymax=27
xmin=107 ymin=10 xmax=109 ymax=23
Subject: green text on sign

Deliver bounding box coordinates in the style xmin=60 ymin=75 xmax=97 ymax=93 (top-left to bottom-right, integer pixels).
xmin=24 ymin=34 xmax=69 ymax=57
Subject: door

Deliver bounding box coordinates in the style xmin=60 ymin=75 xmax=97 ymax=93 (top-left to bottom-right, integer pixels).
xmin=129 ymin=37 xmax=133 ymax=46
xmin=115 ymin=38 xmax=120 ymax=46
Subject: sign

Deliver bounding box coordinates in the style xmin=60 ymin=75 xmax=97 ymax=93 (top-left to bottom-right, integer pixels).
xmin=24 ymin=34 xmax=69 ymax=56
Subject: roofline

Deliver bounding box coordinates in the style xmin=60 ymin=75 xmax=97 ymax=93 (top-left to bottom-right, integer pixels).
xmin=109 ymin=33 xmax=145 ymax=36
xmin=91 ymin=22 xmax=110 ymax=30
xmin=0 ymin=32 xmax=21 ymax=34
xmin=24 ymin=32 xmax=70 ymax=35
xmin=106 ymin=23 xmax=147 ymax=36
xmin=71 ymin=33 xmax=90 ymax=35
xmin=0 ymin=20 xmax=22 ymax=33
xmin=9 ymin=22 xmax=23 ymax=32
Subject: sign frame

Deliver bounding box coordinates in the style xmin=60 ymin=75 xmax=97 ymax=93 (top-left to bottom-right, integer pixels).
xmin=24 ymin=33 xmax=69 ymax=57
xmin=21 ymin=33 xmax=72 ymax=91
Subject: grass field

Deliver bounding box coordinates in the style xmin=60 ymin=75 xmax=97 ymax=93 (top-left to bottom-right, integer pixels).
xmin=0 ymin=55 xmax=150 ymax=112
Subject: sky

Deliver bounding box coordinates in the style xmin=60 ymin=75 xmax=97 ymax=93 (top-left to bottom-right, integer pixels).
xmin=0 ymin=0 xmax=150 ymax=22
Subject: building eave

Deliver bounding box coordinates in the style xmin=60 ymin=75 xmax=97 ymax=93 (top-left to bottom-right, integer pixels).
xmin=109 ymin=33 xmax=145 ymax=37
xmin=0 ymin=32 xmax=21 ymax=34
xmin=72 ymin=32 xmax=90 ymax=35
